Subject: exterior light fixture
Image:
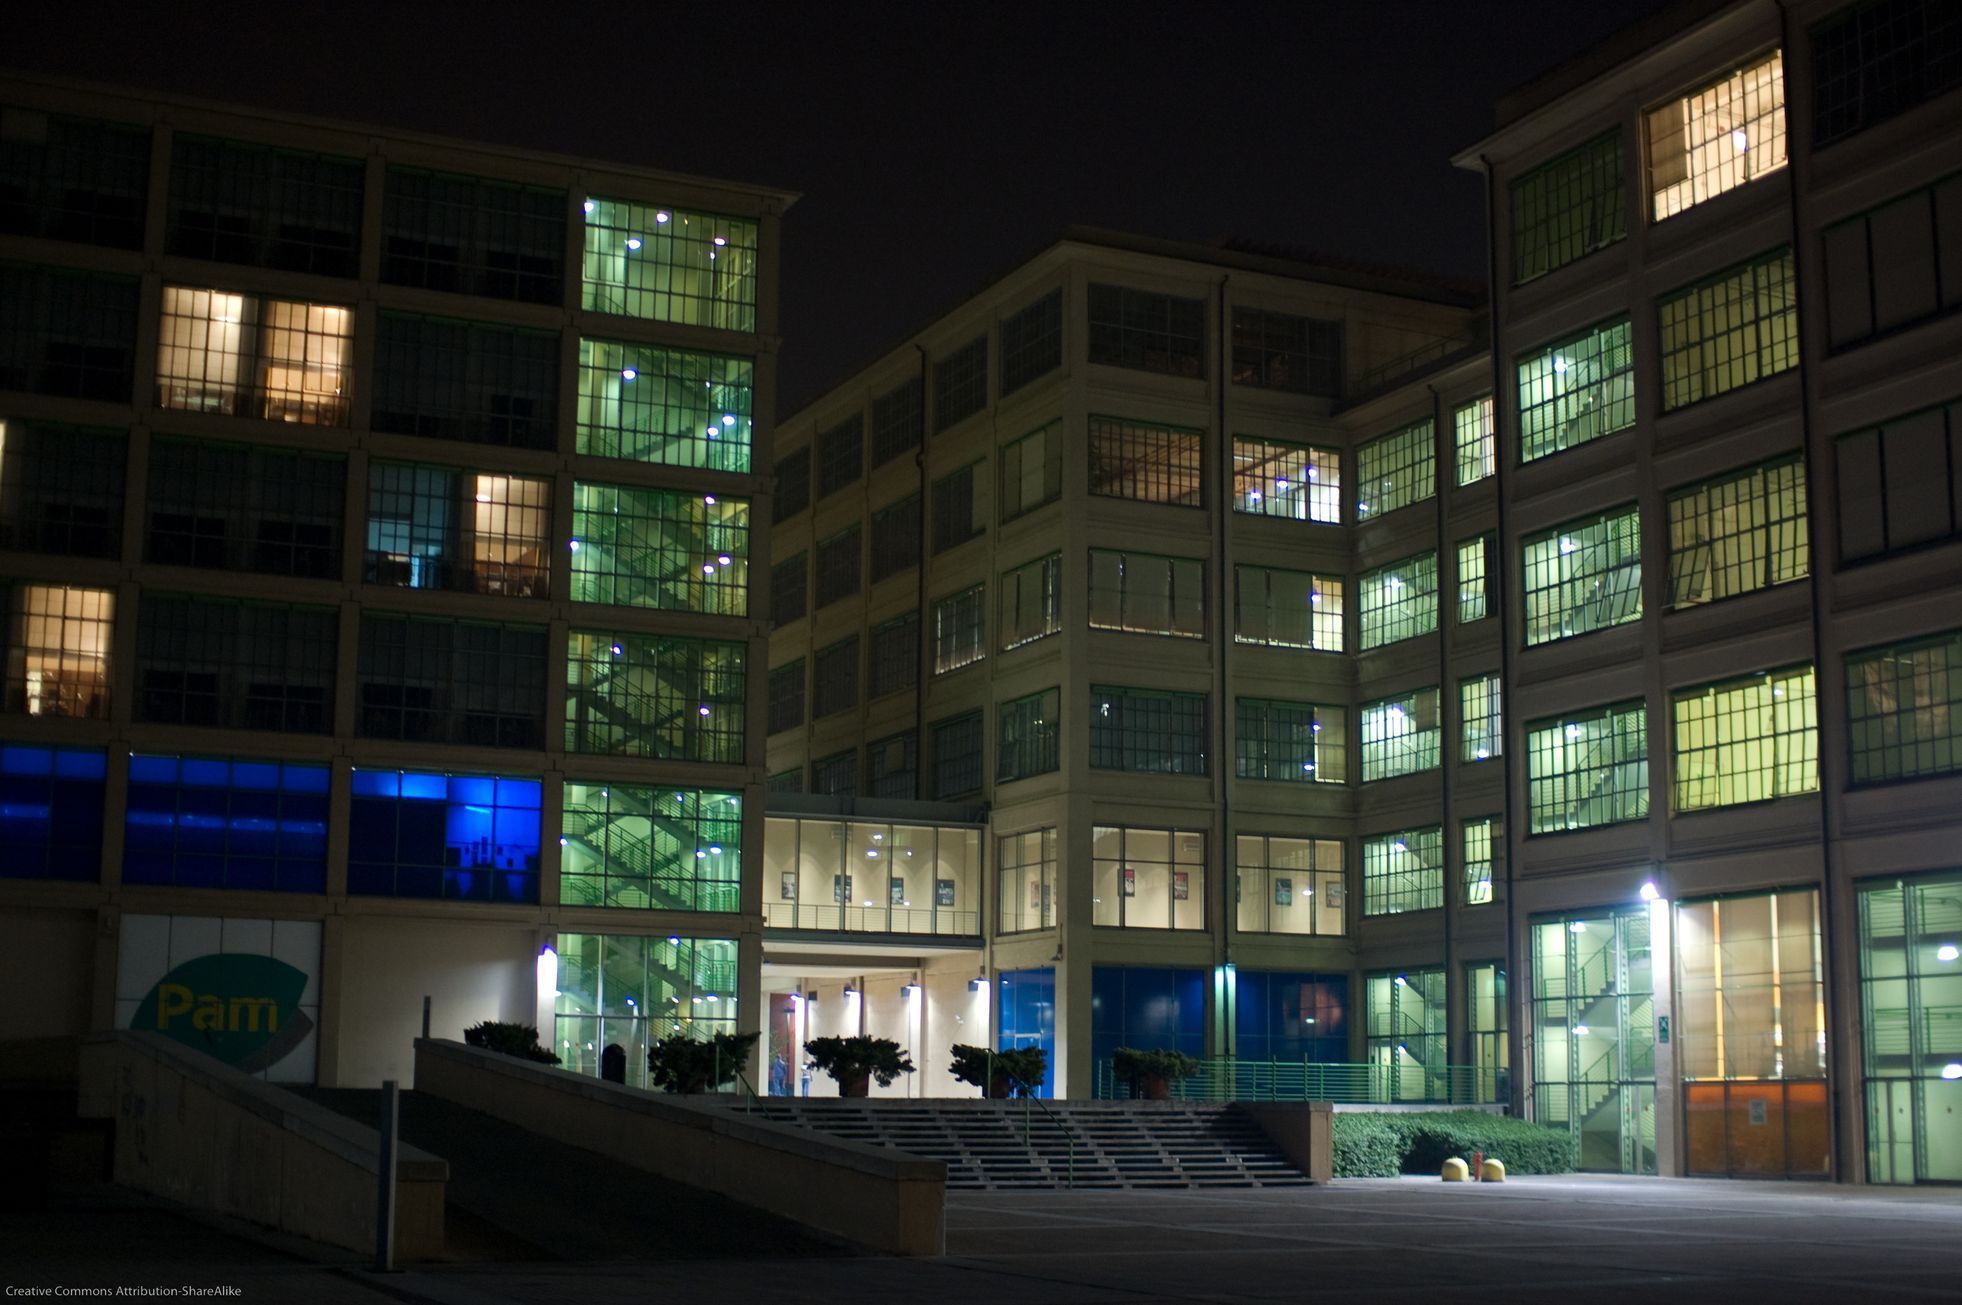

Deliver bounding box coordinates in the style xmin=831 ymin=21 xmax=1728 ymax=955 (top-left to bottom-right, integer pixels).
xmin=1640 ymin=882 xmax=1660 ymax=903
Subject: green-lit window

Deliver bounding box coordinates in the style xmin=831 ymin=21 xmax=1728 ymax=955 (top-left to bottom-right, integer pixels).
xmin=931 ymin=584 xmax=985 ymax=674
xmin=1526 ymin=700 xmax=1648 ymax=834
xmin=575 ymin=339 xmax=752 ymax=471
xmin=1230 ymin=308 xmax=1341 ymax=395
xmin=580 ymin=198 xmax=757 ymax=332
xmin=1522 ymin=506 xmax=1641 ymax=645
xmin=998 ymin=827 xmax=1058 ymax=933
xmin=1000 ymin=552 xmax=1061 ymax=650
xmin=553 ymin=934 xmax=737 ymax=1088
xmin=1646 ymin=52 xmax=1788 ymax=221
xmin=570 ymin=484 xmax=747 ymax=615
xmin=1466 ymin=962 xmax=1507 ymax=1103
xmin=1236 ymin=697 xmax=1346 ymax=784
xmin=1235 ymin=835 xmax=1345 ymax=936
xmin=1087 ymin=284 xmax=1204 ymax=378
xmin=1462 ymin=818 xmax=1499 ymax=906
xmin=1658 ymin=248 xmax=1797 ymax=412
xmin=1457 ymin=535 xmax=1492 ymax=623
xmin=765 ymin=660 xmax=802 ymax=735
xmin=1858 ymin=872 xmax=1962 ymax=1183
xmin=564 ymin=630 xmax=744 ymax=762
xmin=1361 ymin=688 xmax=1441 ymax=781
xmin=998 ymin=687 xmax=1060 ymax=783
xmin=1232 ymin=435 xmax=1340 ymax=522
xmin=1233 ymin=564 xmax=1343 ymax=652
xmin=1835 ymin=399 xmax=1962 ymax=562
xmin=1672 ymin=665 xmax=1818 ymax=812
xmin=1089 ymin=686 xmax=1206 ymax=775
xmin=1090 ymin=416 xmax=1201 ymax=506
xmin=1455 ymin=396 xmax=1496 ymax=485
xmin=1363 ymin=830 xmax=1443 ymax=914
xmin=560 ymin=783 xmax=740 ymax=912
xmin=1355 ymin=418 xmax=1434 ymax=519
xmin=1462 ymin=674 xmax=1502 ymax=763
xmin=1366 ymin=969 xmax=1448 ymax=1102
xmin=1088 ymin=549 xmax=1203 ymax=638
xmin=1001 ymin=419 xmax=1062 ymax=522
xmin=1516 ymin=319 xmax=1635 ymax=462
xmin=1846 ymin=630 xmax=1962 ymax=784
xmin=1358 ymin=552 xmax=1437 ymax=650
xmin=1667 ymin=456 xmax=1808 ymax=606
xmin=1530 ymin=908 xmax=1656 ymax=1173
xmin=933 ymin=335 xmax=988 ymax=433
xmin=1092 ymin=825 xmax=1206 ymax=930
xmin=999 ymin=289 xmax=1063 ymax=397
xmin=1511 ymin=130 xmax=1626 ymax=284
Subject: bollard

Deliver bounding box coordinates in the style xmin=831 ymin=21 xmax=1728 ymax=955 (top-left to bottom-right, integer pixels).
xmin=1441 ymin=1157 xmax=1469 ymax=1182
xmin=1480 ymin=1157 xmax=1507 ymax=1183
xmin=375 ymin=1079 xmax=399 ymax=1271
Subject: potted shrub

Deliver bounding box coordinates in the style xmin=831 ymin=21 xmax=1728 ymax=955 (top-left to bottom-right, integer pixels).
xmin=804 ymin=1035 xmax=914 ymax=1097
xmin=1112 ymin=1047 xmax=1200 ymax=1101
xmin=949 ymin=1044 xmax=1048 ymax=1098
xmin=648 ymin=1030 xmax=760 ymax=1094
xmin=463 ymin=1021 xmax=561 ymax=1065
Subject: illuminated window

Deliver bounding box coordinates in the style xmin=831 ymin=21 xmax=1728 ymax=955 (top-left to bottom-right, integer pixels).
xmin=123 ymin=755 xmax=330 ymax=894
xmin=1466 ymin=962 xmax=1507 ymax=1102
xmin=565 ymin=630 xmax=744 ymax=762
xmin=581 ymin=197 xmax=757 ymax=331
xmin=1358 ymin=552 xmax=1437 ymax=650
xmin=553 ymin=935 xmax=738 ymax=1084
xmin=358 ymin=613 xmax=545 ymax=747
xmin=349 ymin=769 xmax=541 ymax=902
xmin=1367 ymin=969 xmax=1447 ymax=1101
xmin=1232 ymin=435 xmax=1339 ymax=522
xmin=812 ymin=638 xmax=859 ymax=720
xmin=1091 ymin=416 xmax=1201 ymax=506
xmin=1647 ymin=52 xmax=1787 ymax=221
xmin=1000 ymin=552 xmax=1062 ymax=650
xmin=869 ymin=614 xmax=918 ymax=697
xmin=1360 ymin=688 xmax=1441 ymax=782
xmin=816 ymin=413 xmax=862 ymax=499
xmin=871 ymin=376 xmax=922 ymax=466
xmin=1454 ymin=396 xmax=1496 ymax=485
xmin=814 ymin=525 xmax=861 ymax=607
xmin=1846 ymin=630 xmax=1962 ymax=784
xmin=1462 ymin=674 xmax=1502 ymax=763
xmin=1001 ymin=419 xmax=1062 ymax=522
xmin=998 ymin=827 xmax=1058 ymax=934
xmin=999 ymin=289 xmax=1063 ymax=397
xmin=1667 ymin=455 xmax=1807 ymax=606
xmin=4 ymin=584 xmax=111 ymax=719
xmin=1088 ymin=549 xmax=1202 ymax=638
xmin=0 ymin=419 xmax=125 ymax=558
xmin=1231 ymin=308 xmax=1341 ymax=395
xmin=1522 ymin=506 xmax=1642 ymax=645
xmin=561 ymin=783 xmax=739 ymax=912
xmin=570 ymin=484 xmax=747 ymax=615
xmin=998 ymin=687 xmax=1061 ymax=783
xmin=1092 ymin=825 xmax=1206 ymax=929
xmin=1511 ymin=131 xmax=1626 ymax=284
xmin=1462 ymin=818 xmax=1499 ymax=905
xmin=931 ymin=585 xmax=986 ymax=674
xmin=1234 ymin=564 xmax=1343 ymax=652
xmin=0 ymin=743 xmax=106 ymax=882
xmin=166 ymin=136 xmax=361 ymax=276
xmin=1362 ymin=829 xmax=1443 ymax=915
xmin=930 ymin=462 xmax=983 ymax=553
xmin=1526 ymin=701 xmax=1649 ymax=833
xmin=1090 ymin=686 xmax=1207 ymax=775
xmin=1677 ymin=890 xmax=1824 ymax=1094
xmin=1658 ymin=248 xmax=1797 ymax=411
xmin=1355 ymin=418 xmax=1434 ymax=519
xmin=156 ymin=286 xmax=352 ymax=426
xmin=931 ymin=711 xmax=983 ymax=799
xmin=1088 ymin=285 xmax=1204 ymax=378
xmin=136 ymin=595 xmax=334 ymax=732
xmin=1457 ymin=535 xmax=1493 ymax=623
xmin=365 ymin=464 xmax=550 ymax=599
xmin=766 ymin=660 xmax=803 ymax=735
xmin=0 ymin=108 xmax=148 ymax=248
xmin=383 ymin=167 xmax=564 ymax=303
xmin=1672 ymin=665 xmax=1818 ymax=811
xmin=1812 ymin=0 xmax=1962 ymax=147
xmin=1236 ymin=697 xmax=1345 ymax=784
xmin=1823 ymin=176 xmax=1962 ymax=350
xmin=933 ymin=336 xmax=988 ymax=433
xmin=575 ymin=339 xmax=751 ymax=471
xmin=0 ymin=264 xmax=137 ymax=401
xmin=1235 ymin=835 xmax=1344 ymax=936
xmin=1516 ymin=318 xmax=1635 ymax=462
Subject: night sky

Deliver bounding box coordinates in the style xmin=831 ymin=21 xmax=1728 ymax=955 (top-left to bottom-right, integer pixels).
xmin=12 ymin=0 xmax=1669 ymax=415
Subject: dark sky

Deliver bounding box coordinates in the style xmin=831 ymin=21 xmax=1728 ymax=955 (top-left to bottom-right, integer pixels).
xmin=12 ymin=1 xmax=1668 ymax=416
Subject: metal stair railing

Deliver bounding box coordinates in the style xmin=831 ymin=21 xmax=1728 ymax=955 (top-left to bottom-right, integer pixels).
xmin=987 ymin=1049 xmax=1076 ymax=1188
xmin=1094 ymin=1057 xmax=1493 ymax=1104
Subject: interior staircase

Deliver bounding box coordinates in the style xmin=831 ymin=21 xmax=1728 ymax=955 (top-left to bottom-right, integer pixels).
xmin=736 ymin=1098 xmax=1314 ymax=1190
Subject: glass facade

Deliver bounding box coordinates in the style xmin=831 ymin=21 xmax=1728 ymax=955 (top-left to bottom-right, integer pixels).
xmin=1862 ymin=871 xmax=1962 ymax=1183
xmin=1000 ymin=420 xmax=1062 ymax=522
xmin=1360 ymin=687 xmax=1440 ymax=781
xmin=762 ymin=817 xmax=979 ymax=935
xmin=1089 ymin=686 xmax=1206 ymax=775
xmin=997 ymin=688 xmax=1060 ymax=782
xmin=1527 ymin=701 xmax=1649 ymax=834
xmin=1237 ymin=971 xmax=1348 ymax=1064
xmin=1354 ymin=418 xmax=1434 ymax=519
xmin=997 ymin=827 xmax=1057 ymax=934
xmin=1236 ymin=698 xmax=1345 ymax=784
xmin=147 ymin=437 xmax=343 ymax=578
xmin=554 ymin=933 xmax=738 ymax=1090
xmin=1467 ymin=963 xmax=1508 ymax=1104
xmin=1510 ymin=131 xmax=1626 ymax=283
xmin=1230 ymin=308 xmax=1341 ymax=395
xmin=1457 ymin=535 xmax=1492 ymax=624
xmin=581 ymin=198 xmax=757 ymax=331
xmin=1522 ymin=506 xmax=1642 ymax=645
xmin=166 ymin=136 xmax=361 ymax=276
xmin=356 ymin=613 xmax=543 ymax=747
xmin=381 ymin=167 xmax=564 ymax=304
xmin=1835 ymin=398 xmax=1962 ymax=562
xmin=124 ymin=755 xmax=329 ymax=893
xmin=1461 ymin=673 xmax=1502 ymax=763
xmin=0 ymin=109 xmax=149 ymax=248
xmin=575 ymin=339 xmax=752 ymax=471
xmin=1362 ymin=828 xmax=1443 ymax=916
xmin=1358 ymin=552 xmax=1437 ymax=650
xmin=1091 ymin=966 xmax=1207 ymax=1074
xmin=0 ymin=419 xmax=124 ymax=559
xmin=365 ymin=464 xmax=550 ymax=599
xmin=4 ymin=583 xmax=113 ymax=720
xmin=139 ymin=595 xmax=333 ymax=733
xmin=998 ymin=289 xmax=1062 ymax=397
xmin=570 ymin=484 xmax=747 ymax=614
xmin=1092 ymin=826 xmax=1205 ymax=930
xmin=1516 ymin=319 xmax=1635 ymax=462
xmin=1367 ymin=969 xmax=1448 ymax=1101
xmin=1824 ymin=177 xmax=1962 ymax=352
xmin=348 ymin=769 xmax=542 ymax=902
xmin=370 ymin=313 xmax=562 ymax=450
xmin=1668 ymin=456 xmax=1808 ymax=606
xmin=156 ymin=286 xmax=353 ymax=426
xmin=561 ymin=783 xmax=740 ymax=913
xmin=564 ymin=630 xmax=744 ymax=762
xmin=1646 ymin=51 xmax=1788 ymax=220
xmin=1846 ymin=630 xmax=1962 ymax=784
xmin=1532 ymin=908 xmax=1657 ymax=1173
xmin=932 ymin=336 xmax=987 ymax=433
xmin=931 ymin=585 xmax=986 ymax=674
xmin=1672 ymin=666 xmax=1818 ymax=812
xmin=0 ymin=743 xmax=104 ymax=881
xmin=1657 ymin=247 xmax=1798 ymax=411
xmin=0 ymin=263 xmax=137 ymax=402
xmin=1087 ymin=284 xmax=1203 ymax=377
xmin=1232 ymin=436 xmax=1340 ymax=522
xmin=1088 ymin=549 xmax=1203 ymax=638
xmin=1089 ymin=416 xmax=1201 ymax=506
xmin=1462 ymin=817 xmax=1499 ymax=906
xmin=1235 ymin=835 xmax=1344 ymax=936
xmin=1000 ymin=553 xmax=1062 ymax=650
xmin=1454 ymin=396 xmax=1495 ymax=486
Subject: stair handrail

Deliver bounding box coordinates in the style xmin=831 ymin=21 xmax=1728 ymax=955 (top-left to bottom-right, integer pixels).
xmin=988 ymin=1049 xmax=1076 ymax=1189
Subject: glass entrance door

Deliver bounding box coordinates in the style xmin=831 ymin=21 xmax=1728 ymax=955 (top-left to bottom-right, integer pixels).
xmin=1532 ymin=907 xmax=1657 ymax=1173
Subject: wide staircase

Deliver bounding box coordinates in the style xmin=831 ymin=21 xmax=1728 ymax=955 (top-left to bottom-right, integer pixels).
xmin=738 ymin=1098 xmax=1314 ymax=1191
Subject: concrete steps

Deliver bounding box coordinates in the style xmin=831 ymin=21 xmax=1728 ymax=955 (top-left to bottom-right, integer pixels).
xmin=736 ymin=1098 xmax=1313 ymax=1190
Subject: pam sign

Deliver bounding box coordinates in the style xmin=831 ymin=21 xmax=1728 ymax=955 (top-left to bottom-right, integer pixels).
xmin=131 ymin=952 xmax=315 ymax=1073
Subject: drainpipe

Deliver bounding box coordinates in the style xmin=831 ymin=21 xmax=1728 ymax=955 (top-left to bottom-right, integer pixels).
xmin=1429 ymin=378 xmax=1456 ymax=1079
xmin=1214 ymin=273 xmax=1234 ymax=1060
xmin=913 ymin=344 xmax=930 ymax=778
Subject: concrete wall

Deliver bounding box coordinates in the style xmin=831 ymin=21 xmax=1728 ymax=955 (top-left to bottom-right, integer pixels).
xmin=415 ymin=1037 xmax=945 ymax=1255
xmin=0 ymin=907 xmax=96 ymax=1041
xmin=1238 ymin=1101 xmax=1335 ymax=1183
xmin=77 ymin=1031 xmax=446 ymax=1259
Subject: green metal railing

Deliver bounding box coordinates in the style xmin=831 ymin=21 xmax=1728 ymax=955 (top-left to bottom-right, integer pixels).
xmin=1092 ymin=1057 xmax=1504 ymax=1105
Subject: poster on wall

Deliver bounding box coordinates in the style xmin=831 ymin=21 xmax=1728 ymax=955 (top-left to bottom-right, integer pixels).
xmin=935 ymin=879 xmax=956 ymax=907
xmin=780 ymin=871 xmax=797 ymax=900
xmin=889 ymin=876 xmax=906 ymax=905
xmin=1275 ymin=877 xmax=1293 ymax=907
xmin=1174 ymin=871 xmax=1189 ymax=901
xmin=115 ymin=914 xmax=321 ymax=1084
xmin=833 ymin=873 xmax=853 ymax=903
xmin=1122 ymin=867 xmax=1135 ymax=897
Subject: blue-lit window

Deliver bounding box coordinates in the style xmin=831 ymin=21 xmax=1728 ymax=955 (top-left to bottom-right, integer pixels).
xmin=348 ymin=769 xmax=541 ymax=903
xmin=123 ymin=755 xmax=329 ymax=893
xmin=0 ymin=743 xmax=105 ymax=881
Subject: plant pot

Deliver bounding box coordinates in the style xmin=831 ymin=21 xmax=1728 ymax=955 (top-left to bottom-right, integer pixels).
xmin=838 ymin=1071 xmax=871 ymax=1098
xmin=989 ymin=1072 xmax=1012 ymax=1100
xmin=1141 ymin=1076 xmax=1171 ymax=1102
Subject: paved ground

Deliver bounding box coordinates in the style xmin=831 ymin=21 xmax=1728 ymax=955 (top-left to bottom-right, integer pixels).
xmin=10 ymin=1176 xmax=1962 ymax=1303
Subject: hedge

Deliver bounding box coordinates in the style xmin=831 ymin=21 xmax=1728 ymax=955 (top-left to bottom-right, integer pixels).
xmin=1332 ymin=1111 xmax=1575 ymax=1177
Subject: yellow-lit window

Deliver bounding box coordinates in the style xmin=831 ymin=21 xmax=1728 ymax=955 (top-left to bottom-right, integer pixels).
xmin=1647 ymin=51 xmax=1788 ymax=222
xmin=1671 ymin=665 xmax=1818 ymax=812
xmin=156 ymin=286 xmax=351 ymax=426
xmin=472 ymin=474 xmax=551 ymax=598
xmin=6 ymin=584 xmax=113 ymax=719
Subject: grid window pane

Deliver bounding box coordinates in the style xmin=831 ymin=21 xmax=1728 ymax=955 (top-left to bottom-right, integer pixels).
xmin=1668 ymin=455 xmax=1808 ymax=606
xmin=1091 ymin=825 xmax=1206 ymax=930
xmin=931 ymin=585 xmax=985 ymax=674
xmin=348 ymin=769 xmax=541 ymax=903
xmin=156 ymin=286 xmax=352 ymax=426
xmin=366 ymin=464 xmax=550 ymax=599
xmin=575 ymin=339 xmax=752 ymax=471
xmin=870 ymin=493 xmax=920 ymax=583
xmin=1231 ymin=307 xmax=1340 ymax=395
xmin=931 ymin=462 xmax=983 ymax=553
xmin=358 ymin=613 xmax=545 ymax=747
xmin=766 ymin=659 xmax=803 ymax=735
xmin=1232 ymin=435 xmax=1339 ymax=522
xmin=810 ymin=750 xmax=856 ymax=797
xmin=866 ymin=731 xmax=917 ymax=799
xmin=1235 ymin=834 xmax=1344 ymax=936
xmin=933 ymin=336 xmax=988 ymax=433
xmin=814 ymin=526 xmax=862 ymax=608
xmin=1369 ymin=969 xmax=1450 ymax=1101
xmin=6 ymin=583 xmax=113 ymax=719
xmin=813 ymin=637 xmax=859 ymax=719
xmin=1462 ymin=818 xmax=1500 ymax=906
xmin=1088 ymin=549 xmax=1203 ymax=638
xmin=0 ymin=263 xmax=136 ymax=401
xmin=1361 ymin=688 xmax=1441 ymax=781
xmin=817 ymin=413 xmax=863 ymax=500
xmin=1457 ymin=535 xmax=1492 ymax=623
xmin=1516 ymin=318 xmax=1635 ymax=462
xmin=370 ymin=313 xmax=558 ymax=449
xmin=1834 ymin=400 xmax=1962 ymax=562
xmin=999 ymin=289 xmax=1062 ymax=397
xmin=1236 ymin=698 xmax=1345 ymax=783
xmin=560 ymin=783 xmax=740 ymax=912
xmin=0 ymin=419 xmax=124 ymax=558
xmin=1462 ymin=674 xmax=1502 ymax=762
xmin=1001 ymin=552 xmax=1062 ymax=650
xmin=1087 ymin=284 xmax=1204 ymax=378
xmin=767 ymin=770 xmax=802 ymax=795
xmin=1672 ymin=665 xmax=1818 ymax=811
xmin=136 ymin=594 xmax=333 ymax=732
xmin=1362 ymin=828 xmax=1444 ymax=915
xmin=997 ymin=827 xmax=1057 ymax=934
xmin=0 ymin=743 xmax=106 ymax=882
xmin=871 ymin=376 xmax=922 ymax=466
xmin=774 ymin=446 xmax=810 ymax=520
xmin=382 ymin=167 xmax=564 ymax=304
xmin=870 ymin=614 xmax=919 ymax=697
xmin=998 ymin=687 xmax=1060 ymax=783
xmin=570 ymin=483 xmax=746 ymax=614
xmin=1092 ymin=416 xmax=1201 ymax=505
xmin=1812 ymin=0 xmax=1962 ymax=148
xmin=147 ymin=437 xmax=343 ymax=578
xmin=1847 ymin=630 xmax=1962 ymax=784
xmin=581 ymin=197 xmax=757 ymax=331
xmin=1647 ymin=51 xmax=1789 ymax=221
xmin=1523 ymin=506 xmax=1642 ymax=644
xmin=1355 ymin=418 xmax=1435 ymax=519
xmin=1527 ymin=701 xmax=1649 ymax=833
xmin=1089 ymin=685 xmax=1207 ymax=775
xmin=1001 ymin=419 xmax=1062 ymax=522
xmin=1455 ymin=396 xmax=1497 ymax=486
xmin=0 ymin=108 xmax=147 ymax=248
xmin=1358 ymin=552 xmax=1437 ymax=650
xmin=166 ymin=136 xmax=361 ymax=277
xmin=565 ymin=630 xmax=744 ymax=761
xmin=1511 ymin=130 xmax=1626 ymax=284
xmin=1234 ymin=564 xmax=1343 ymax=651
xmin=1659 ymin=248 xmax=1797 ymax=411
xmin=769 ymin=551 xmax=805 ymax=626
xmin=123 ymin=754 xmax=329 ymax=894
xmin=930 ymin=711 xmax=983 ymax=799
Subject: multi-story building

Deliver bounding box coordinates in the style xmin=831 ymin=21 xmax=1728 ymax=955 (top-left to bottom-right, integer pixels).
xmin=0 ymin=74 xmax=793 ymax=1088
